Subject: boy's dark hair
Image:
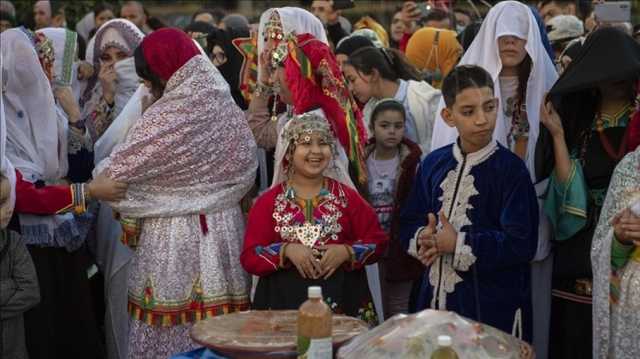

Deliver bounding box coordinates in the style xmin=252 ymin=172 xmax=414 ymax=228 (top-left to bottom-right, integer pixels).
xmin=441 ymin=65 xmax=494 ymax=107
xmin=424 ymin=8 xmax=450 ymax=23
xmin=346 ymin=46 xmax=421 ymax=82
xmin=370 ymin=99 xmax=406 ymax=128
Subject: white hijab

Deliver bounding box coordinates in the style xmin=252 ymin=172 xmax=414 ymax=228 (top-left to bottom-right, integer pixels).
xmin=430 ymin=1 xmax=558 ymax=182
xmin=81 ymin=19 xmax=144 ymax=110
xmin=257 ymin=7 xmax=328 ymax=81
xmin=1 ymin=28 xmax=68 ymax=183
xmin=1 ymin=53 xmax=16 ymax=227
xmin=37 ymin=28 xmax=78 ymax=88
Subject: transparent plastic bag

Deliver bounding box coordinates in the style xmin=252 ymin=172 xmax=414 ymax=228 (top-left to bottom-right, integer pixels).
xmin=337 ymin=310 xmax=533 ymax=359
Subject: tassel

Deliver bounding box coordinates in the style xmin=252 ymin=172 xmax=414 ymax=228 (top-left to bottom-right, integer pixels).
xmin=199 ymin=214 xmax=209 ymax=235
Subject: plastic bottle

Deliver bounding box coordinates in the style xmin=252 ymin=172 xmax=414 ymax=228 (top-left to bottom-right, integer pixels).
xmin=430 ymin=335 xmax=459 ymax=359
xmin=297 ymin=286 xmax=332 ymax=359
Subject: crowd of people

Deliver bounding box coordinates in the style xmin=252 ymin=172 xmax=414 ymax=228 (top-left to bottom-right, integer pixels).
xmin=0 ymin=0 xmax=639 ymax=358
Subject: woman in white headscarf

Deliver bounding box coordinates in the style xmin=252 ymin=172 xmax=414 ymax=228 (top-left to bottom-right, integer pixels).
xmin=1 ymin=27 xmax=127 ymax=358
xmin=428 ymin=2 xmax=558 ymax=358
xmin=80 ymin=18 xmax=143 ymax=144
xmin=0 ymin=54 xmax=15 ymax=229
xmin=36 ymin=27 xmax=97 ymax=185
xmin=248 ymin=7 xmax=328 ymax=153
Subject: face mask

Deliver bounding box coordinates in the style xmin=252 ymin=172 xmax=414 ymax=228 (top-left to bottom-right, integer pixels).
xmin=456 ymin=24 xmax=467 ymax=35
xmin=114 ymin=57 xmax=139 ymax=90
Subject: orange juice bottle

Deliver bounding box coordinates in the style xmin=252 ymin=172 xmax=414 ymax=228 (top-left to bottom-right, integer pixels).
xmin=297 ymin=286 xmax=332 ymax=359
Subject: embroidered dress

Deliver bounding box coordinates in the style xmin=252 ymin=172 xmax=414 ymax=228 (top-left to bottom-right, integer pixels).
xmin=399 ymin=140 xmax=538 ymax=340
xmin=592 ymin=148 xmax=640 ymax=359
xmin=241 ymin=178 xmax=387 ymax=326
xmin=95 ymin=29 xmax=257 ymax=359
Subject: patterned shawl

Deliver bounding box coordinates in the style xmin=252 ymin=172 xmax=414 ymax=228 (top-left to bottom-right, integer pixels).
xmin=97 ymin=32 xmax=256 ymax=217
xmin=591 ymin=148 xmax=640 ymax=358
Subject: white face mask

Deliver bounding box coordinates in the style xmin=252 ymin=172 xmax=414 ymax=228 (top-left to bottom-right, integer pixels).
xmin=113 ymin=57 xmax=139 ymax=90
xmin=456 ymin=24 xmax=467 ymax=34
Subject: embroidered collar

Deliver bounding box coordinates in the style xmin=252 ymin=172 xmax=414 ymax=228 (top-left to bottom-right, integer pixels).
xmin=453 ymin=139 xmax=498 ymax=166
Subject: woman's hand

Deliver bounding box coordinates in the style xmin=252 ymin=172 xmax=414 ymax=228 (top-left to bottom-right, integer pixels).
xmin=77 ymin=61 xmax=94 ymax=81
xmin=53 ymin=86 xmax=81 ymax=123
xmin=540 ymin=99 xmax=565 ymax=139
xmin=258 ymin=48 xmax=273 ymax=86
xmin=318 ymin=244 xmax=351 ymax=279
xmin=86 ymin=173 xmax=128 ymax=202
xmin=613 ymin=209 xmax=640 ymax=245
xmin=99 ymin=62 xmax=117 ymax=105
xmin=285 ymin=243 xmax=322 ymax=279
xmin=400 ymin=2 xmax=421 ymax=30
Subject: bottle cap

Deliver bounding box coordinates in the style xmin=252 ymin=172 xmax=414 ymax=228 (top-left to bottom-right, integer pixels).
xmin=308 ymin=286 xmax=322 ymax=298
xmin=437 ymin=335 xmax=452 ymax=347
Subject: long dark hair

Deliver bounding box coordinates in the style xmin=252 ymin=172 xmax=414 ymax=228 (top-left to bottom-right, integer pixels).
xmin=516 ymin=54 xmax=532 ymax=112
xmin=346 ymin=46 xmax=421 ymax=81
xmin=134 ymin=45 xmax=165 ymax=99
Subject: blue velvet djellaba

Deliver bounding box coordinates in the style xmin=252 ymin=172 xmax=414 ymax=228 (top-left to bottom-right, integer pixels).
xmin=399 ymin=141 xmax=539 ymax=341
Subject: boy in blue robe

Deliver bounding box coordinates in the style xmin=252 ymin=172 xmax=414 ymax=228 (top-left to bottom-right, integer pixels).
xmin=399 ymin=65 xmax=539 ymax=341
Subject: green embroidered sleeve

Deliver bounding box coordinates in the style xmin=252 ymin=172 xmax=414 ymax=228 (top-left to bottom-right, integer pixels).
xmin=543 ymin=159 xmax=588 ymax=241
xmin=611 ymin=236 xmax=634 ymax=270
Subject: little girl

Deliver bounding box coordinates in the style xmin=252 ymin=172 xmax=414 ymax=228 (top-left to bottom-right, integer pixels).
xmin=364 ymin=99 xmax=422 ymax=318
xmin=241 ymin=111 xmax=388 ymax=326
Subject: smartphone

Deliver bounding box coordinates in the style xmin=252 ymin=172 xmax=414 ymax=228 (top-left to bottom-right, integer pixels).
xmin=332 ymin=0 xmax=355 ymax=10
xmin=594 ymin=1 xmax=631 ymax=23
xmin=416 ymin=3 xmax=432 ymax=17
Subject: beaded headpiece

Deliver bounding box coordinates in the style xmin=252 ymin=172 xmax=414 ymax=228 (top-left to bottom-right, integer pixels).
xmin=34 ymin=32 xmax=54 ymax=65
xmin=270 ymin=33 xmax=295 ymax=69
xmin=263 ymin=11 xmax=284 ymax=42
xmin=283 ymin=112 xmax=335 ymax=150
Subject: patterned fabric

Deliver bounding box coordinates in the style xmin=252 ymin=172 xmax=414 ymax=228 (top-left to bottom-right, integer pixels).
xmin=95 ymin=42 xmax=256 ymax=355
xmin=282 ymin=34 xmax=368 ymax=186
xmin=592 ymin=148 xmax=640 ymax=359
xmin=241 ymin=177 xmax=386 ymax=277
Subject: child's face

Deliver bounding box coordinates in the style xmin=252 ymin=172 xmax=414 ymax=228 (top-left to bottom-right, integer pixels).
xmin=442 ymin=86 xmax=498 ymax=153
xmin=498 ymin=35 xmax=527 ymax=69
xmin=372 ymin=110 xmax=405 ymax=150
xmin=343 ymin=64 xmax=373 ymax=103
xmin=291 ymin=132 xmax=333 ymax=179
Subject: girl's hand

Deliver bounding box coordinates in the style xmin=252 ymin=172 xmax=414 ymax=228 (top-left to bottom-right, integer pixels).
xmin=318 ymin=244 xmax=351 ymax=279
xmin=285 ymin=243 xmax=322 ymax=279
xmin=540 ymin=99 xmax=565 ymax=139
xmin=613 ymin=209 xmax=640 ymax=245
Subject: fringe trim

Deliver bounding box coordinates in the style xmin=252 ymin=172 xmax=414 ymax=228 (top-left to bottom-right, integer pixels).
xmin=128 ymin=299 xmax=250 ymax=327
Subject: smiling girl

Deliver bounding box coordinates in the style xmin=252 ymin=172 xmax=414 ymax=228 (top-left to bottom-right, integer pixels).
xmin=241 ymin=112 xmax=387 ymax=326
